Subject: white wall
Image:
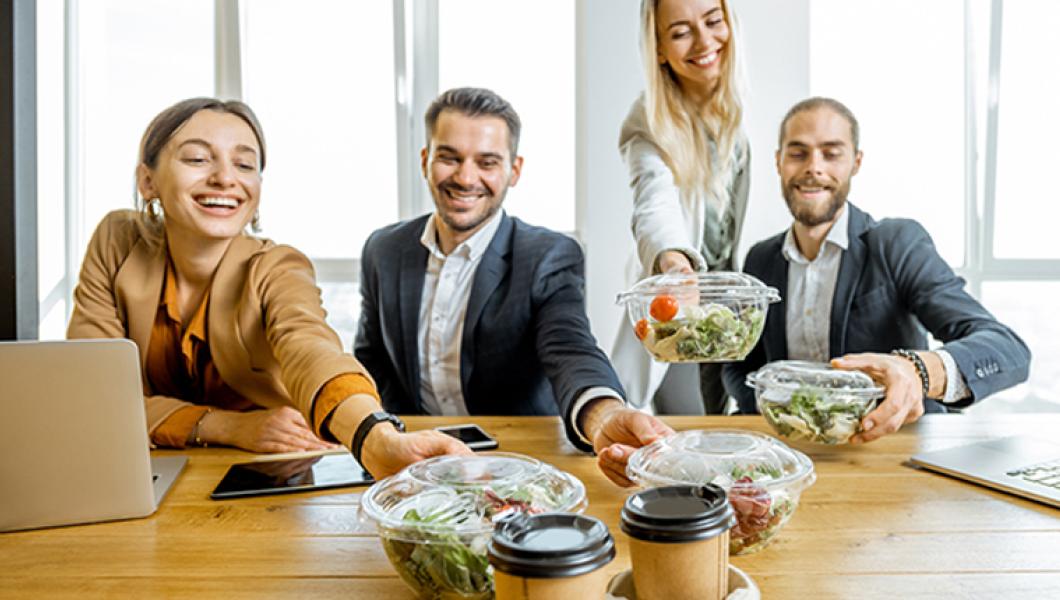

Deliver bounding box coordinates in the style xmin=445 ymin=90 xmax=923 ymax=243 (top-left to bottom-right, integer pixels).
xmin=577 ymin=0 xmax=811 ymax=353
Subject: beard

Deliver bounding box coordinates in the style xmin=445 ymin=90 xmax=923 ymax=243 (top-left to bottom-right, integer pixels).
xmin=782 ymin=176 xmax=851 ymax=227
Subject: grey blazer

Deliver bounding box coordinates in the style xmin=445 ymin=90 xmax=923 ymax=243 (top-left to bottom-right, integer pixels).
xmin=354 ymin=212 xmax=625 ymax=451
xmin=722 ymin=203 xmax=1031 ymax=414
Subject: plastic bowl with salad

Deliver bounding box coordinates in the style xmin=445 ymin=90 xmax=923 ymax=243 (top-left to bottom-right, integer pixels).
xmin=616 ymin=272 xmax=779 ymax=363
xmin=360 ymin=453 xmax=587 ymax=599
xmin=747 ymin=360 xmax=885 ymax=445
xmin=626 ymin=429 xmax=815 ymax=555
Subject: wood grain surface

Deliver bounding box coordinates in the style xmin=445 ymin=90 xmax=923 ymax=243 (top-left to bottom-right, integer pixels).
xmin=2 ymin=415 xmax=1058 ymax=599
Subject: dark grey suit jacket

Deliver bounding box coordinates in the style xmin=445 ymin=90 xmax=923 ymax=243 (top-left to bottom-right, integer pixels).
xmin=354 ymin=212 xmax=625 ymax=451
xmin=723 ymin=203 xmax=1030 ymax=414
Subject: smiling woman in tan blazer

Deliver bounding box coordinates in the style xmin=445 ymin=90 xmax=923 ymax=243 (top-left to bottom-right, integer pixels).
xmin=67 ymin=97 xmax=468 ymax=478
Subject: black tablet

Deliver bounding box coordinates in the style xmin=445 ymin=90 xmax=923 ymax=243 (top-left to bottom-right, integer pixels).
xmin=210 ymin=453 xmax=373 ymax=499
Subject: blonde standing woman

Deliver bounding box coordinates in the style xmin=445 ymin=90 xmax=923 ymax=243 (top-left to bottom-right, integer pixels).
xmin=612 ymin=0 xmax=750 ymax=414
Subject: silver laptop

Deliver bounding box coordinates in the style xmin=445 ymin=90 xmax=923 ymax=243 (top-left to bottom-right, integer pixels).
xmin=910 ymin=436 xmax=1060 ymax=508
xmin=0 ymin=339 xmax=186 ymax=532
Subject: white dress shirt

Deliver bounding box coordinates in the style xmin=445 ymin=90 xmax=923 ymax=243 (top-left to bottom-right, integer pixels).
xmin=782 ymin=205 xmax=970 ymax=403
xmin=417 ymin=211 xmax=619 ymax=440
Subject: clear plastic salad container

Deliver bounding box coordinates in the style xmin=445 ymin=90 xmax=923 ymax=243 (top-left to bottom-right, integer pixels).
xmin=748 ymin=360 xmax=885 ymax=445
xmin=626 ymin=429 xmax=815 ymax=555
xmin=360 ymin=452 xmax=588 ymax=599
xmin=615 ymin=272 xmax=780 ymax=363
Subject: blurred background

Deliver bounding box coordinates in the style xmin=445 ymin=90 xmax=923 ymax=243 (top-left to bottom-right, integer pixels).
xmin=6 ymin=0 xmax=1057 ymax=414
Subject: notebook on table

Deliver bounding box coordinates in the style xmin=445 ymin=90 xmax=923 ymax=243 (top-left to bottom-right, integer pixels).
xmin=910 ymin=436 xmax=1060 ymax=509
xmin=0 ymin=339 xmax=186 ymax=532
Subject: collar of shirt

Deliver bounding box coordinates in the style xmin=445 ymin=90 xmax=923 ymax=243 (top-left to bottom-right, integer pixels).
xmin=782 ymin=202 xmax=851 ymax=265
xmin=161 ymin=257 xmax=210 ymax=355
xmin=420 ymin=209 xmax=505 ymax=262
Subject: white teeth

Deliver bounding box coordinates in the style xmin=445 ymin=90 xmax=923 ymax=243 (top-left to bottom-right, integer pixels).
xmin=693 ymin=52 xmax=718 ymax=66
xmin=198 ymin=197 xmax=239 ymax=208
xmin=448 ymin=191 xmax=483 ymax=201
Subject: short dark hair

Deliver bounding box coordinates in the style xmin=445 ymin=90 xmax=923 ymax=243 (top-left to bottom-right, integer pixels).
xmin=778 ymin=96 xmax=860 ymax=151
xmin=424 ymin=87 xmax=522 ymax=159
xmin=140 ymin=97 xmax=267 ymax=171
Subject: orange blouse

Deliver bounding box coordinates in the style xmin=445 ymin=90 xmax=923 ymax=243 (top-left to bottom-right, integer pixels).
xmin=148 ymin=259 xmax=374 ymax=448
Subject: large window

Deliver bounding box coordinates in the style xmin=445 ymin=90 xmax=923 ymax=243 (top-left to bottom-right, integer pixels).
xmin=810 ymin=0 xmax=965 ymax=267
xmin=990 ymin=1 xmax=1060 ymax=260
xmin=37 ymin=0 xmax=576 ymax=350
xmin=242 ymin=0 xmax=398 ymax=259
xmin=36 ymin=0 xmax=65 ymax=340
xmin=810 ymin=0 xmax=1060 ymax=410
xmin=438 ymin=0 xmax=575 ymax=232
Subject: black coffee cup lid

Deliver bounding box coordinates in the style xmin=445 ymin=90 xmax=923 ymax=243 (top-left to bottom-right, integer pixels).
xmin=620 ymin=485 xmax=735 ymax=543
xmin=488 ymin=512 xmax=616 ymax=579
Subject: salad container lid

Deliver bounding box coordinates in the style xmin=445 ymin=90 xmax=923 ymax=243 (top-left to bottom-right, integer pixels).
xmin=746 ymin=360 xmax=885 ymax=405
xmin=360 ymin=453 xmax=587 ymax=539
xmin=626 ymin=429 xmax=815 ymax=493
xmin=615 ymin=272 xmax=780 ymax=305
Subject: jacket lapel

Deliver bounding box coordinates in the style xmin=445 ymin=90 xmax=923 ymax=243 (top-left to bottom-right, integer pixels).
xmin=209 ymin=236 xmax=262 ymax=372
xmin=117 ymin=238 xmax=167 ymax=373
xmin=460 ymin=215 xmax=513 ymax=399
xmin=830 ymin=204 xmax=870 ymax=357
xmin=399 ymin=241 xmax=427 ymax=404
xmin=760 ymin=236 xmax=789 ymax=360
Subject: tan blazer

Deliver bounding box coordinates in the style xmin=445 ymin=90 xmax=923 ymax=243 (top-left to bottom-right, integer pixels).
xmin=67 ymin=210 xmax=373 ymax=433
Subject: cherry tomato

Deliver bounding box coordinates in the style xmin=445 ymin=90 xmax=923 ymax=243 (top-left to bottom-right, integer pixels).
xmin=634 ymin=318 xmax=650 ymax=340
xmin=649 ymin=294 xmax=679 ymax=322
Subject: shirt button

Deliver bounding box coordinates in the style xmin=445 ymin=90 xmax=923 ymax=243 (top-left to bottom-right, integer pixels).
xmin=976 ymin=368 xmax=985 ymax=378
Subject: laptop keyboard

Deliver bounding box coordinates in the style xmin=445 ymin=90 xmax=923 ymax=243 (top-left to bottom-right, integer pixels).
xmin=1007 ymin=459 xmax=1060 ymax=490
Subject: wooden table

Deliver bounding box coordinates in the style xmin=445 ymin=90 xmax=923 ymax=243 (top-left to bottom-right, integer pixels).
xmin=2 ymin=415 xmax=1059 ymax=599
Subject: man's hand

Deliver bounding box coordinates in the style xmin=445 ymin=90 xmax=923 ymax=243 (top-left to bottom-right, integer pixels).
xmin=831 ymin=353 xmax=926 ymax=444
xmin=359 ymin=424 xmax=473 ymax=480
xmin=206 ymin=406 xmax=339 ymax=453
xmin=581 ymin=399 xmax=674 ymax=486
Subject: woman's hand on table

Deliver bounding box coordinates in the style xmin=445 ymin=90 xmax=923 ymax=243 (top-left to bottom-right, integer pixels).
xmin=360 ymin=425 xmax=473 ymax=480
xmin=202 ymin=406 xmax=340 ymax=453
xmin=581 ymin=399 xmax=674 ymax=486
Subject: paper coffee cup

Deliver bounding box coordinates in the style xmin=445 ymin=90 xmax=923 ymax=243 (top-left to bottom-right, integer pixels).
xmin=620 ymin=485 xmax=735 ymax=600
xmin=489 ymin=512 xmax=616 ymax=600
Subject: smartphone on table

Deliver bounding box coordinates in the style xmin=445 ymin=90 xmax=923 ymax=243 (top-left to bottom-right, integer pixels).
xmin=435 ymin=424 xmax=499 ymax=451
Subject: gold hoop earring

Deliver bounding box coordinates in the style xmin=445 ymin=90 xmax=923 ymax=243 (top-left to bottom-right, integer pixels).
xmin=147 ymin=198 xmax=164 ymax=222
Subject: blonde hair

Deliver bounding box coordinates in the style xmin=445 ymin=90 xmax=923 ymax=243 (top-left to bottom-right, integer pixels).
xmin=640 ymin=0 xmax=745 ymax=213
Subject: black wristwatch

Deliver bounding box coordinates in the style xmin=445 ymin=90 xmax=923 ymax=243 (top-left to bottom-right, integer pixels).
xmin=351 ymin=411 xmax=406 ymax=465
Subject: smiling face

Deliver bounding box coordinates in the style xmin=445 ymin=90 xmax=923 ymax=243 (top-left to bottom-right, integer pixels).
xmin=138 ymin=109 xmax=262 ymax=244
xmin=655 ymin=0 xmax=731 ymax=99
xmin=776 ymin=107 xmax=863 ymax=227
xmin=421 ymin=110 xmax=522 ymax=249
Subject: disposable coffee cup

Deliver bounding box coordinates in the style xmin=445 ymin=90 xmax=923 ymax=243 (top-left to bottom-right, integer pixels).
xmin=620 ymin=485 xmax=736 ymax=600
xmin=488 ymin=512 xmax=616 ymax=600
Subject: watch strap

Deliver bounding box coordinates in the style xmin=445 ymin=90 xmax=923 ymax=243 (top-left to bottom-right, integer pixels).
xmin=351 ymin=411 xmax=406 ymax=465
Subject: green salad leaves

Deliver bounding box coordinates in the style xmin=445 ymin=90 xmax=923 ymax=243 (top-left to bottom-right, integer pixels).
xmin=382 ymin=507 xmax=492 ymax=600
xmin=761 ymin=386 xmax=873 ymax=444
xmin=644 ymin=304 xmax=765 ymax=362
xmin=379 ymin=483 xmax=569 ymax=599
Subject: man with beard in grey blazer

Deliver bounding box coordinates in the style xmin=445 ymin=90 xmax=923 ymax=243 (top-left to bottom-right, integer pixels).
xmin=723 ymin=97 xmax=1030 ymax=443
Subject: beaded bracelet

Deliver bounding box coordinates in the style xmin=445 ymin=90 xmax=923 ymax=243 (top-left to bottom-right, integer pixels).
xmin=891 ymin=349 xmax=930 ymax=399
